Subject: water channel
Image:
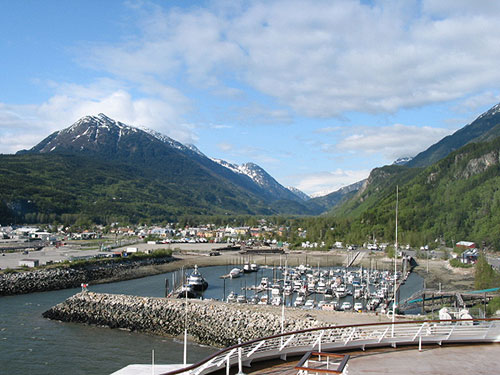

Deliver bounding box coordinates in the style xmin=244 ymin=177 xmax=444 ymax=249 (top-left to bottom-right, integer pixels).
xmin=0 ymin=265 xmax=423 ymax=375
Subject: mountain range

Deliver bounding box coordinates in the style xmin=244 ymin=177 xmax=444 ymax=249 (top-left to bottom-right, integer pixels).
xmin=1 ymin=114 xmax=320 ymax=224
xmin=2 ymin=100 xmax=500 ymax=232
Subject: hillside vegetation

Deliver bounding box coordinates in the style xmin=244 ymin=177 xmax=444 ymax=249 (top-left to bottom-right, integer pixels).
xmin=0 ymin=153 xmax=275 ymax=225
xmin=330 ymin=137 xmax=500 ymax=248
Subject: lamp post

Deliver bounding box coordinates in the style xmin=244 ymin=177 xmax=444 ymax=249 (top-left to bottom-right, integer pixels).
xmin=392 ymin=186 xmax=398 ymax=337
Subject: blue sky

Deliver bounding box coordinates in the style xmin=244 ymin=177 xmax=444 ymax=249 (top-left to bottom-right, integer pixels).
xmin=2 ymin=0 xmax=500 ymax=196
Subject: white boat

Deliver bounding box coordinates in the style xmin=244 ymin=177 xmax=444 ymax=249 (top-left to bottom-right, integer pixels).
xmin=353 ymin=302 xmax=363 ymax=311
xmin=271 ymin=296 xmax=282 ymax=306
xmin=340 ymin=301 xmax=352 ymax=310
xmin=316 ymin=279 xmax=326 ymax=294
xmin=258 ymin=295 xmax=269 ymax=305
xmin=250 ymin=263 xmax=259 ymax=272
xmin=293 ymin=280 xmax=302 ymax=291
xmin=307 ymin=280 xmax=316 ymax=293
xmin=236 ymin=295 xmax=248 ymax=303
xmin=304 ymin=299 xmax=316 ymax=309
xmin=229 ymin=268 xmax=242 ymax=278
xmin=186 ymin=265 xmax=208 ymax=291
xmin=294 ymin=295 xmax=305 ymax=307
xmin=271 ymin=284 xmax=282 ymax=296
xmin=335 ymin=285 xmax=348 ymax=299
xmin=324 ymin=288 xmax=334 ymax=299
xmin=226 ymin=291 xmax=238 ymax=303
xmin=260 ymin=277 xmax=270 ymax=289
xmin=354 ymin=287 xmax=362 ymax=299
xmin=248 ymin=295 xmax=260 ymax=304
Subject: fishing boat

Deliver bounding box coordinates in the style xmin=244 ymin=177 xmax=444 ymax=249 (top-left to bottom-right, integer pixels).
xmin=186 ymin=265 xmax=208 ymax=291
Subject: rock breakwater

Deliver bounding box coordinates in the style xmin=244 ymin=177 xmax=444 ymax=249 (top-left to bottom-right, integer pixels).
xmin=43 ymin=292 xmax=322 ymax=347
xmin=0 ymin=256 xmax=174 ymax=296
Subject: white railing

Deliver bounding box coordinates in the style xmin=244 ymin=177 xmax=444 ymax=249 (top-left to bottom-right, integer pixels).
xmin=161 ymin=318 xmax=500 ymax=375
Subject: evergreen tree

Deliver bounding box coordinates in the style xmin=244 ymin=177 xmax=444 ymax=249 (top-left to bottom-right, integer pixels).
xmin=474 ymin=253 xmax=500 ymax=290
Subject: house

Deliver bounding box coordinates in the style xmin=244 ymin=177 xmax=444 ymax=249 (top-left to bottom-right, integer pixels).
xmin=461 ymin=248 xmax=479 ymax=264
xmin=456 ymin=241 xmax=476 ymax=249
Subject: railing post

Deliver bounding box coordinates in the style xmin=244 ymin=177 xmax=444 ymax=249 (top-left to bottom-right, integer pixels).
xmin=236 ymin=338 xmax=246 ymax=375
xmin=226 ymin=357 xmax=230 ymax=375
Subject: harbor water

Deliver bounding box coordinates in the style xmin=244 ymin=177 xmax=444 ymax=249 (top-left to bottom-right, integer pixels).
xmin=0 ymin=265 xmax=423 ymax=375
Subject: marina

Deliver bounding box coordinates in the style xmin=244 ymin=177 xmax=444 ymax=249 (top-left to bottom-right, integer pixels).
xmin=168 ymin=262 xmax=418 ymax=314
xmin=1 ymin=262 xmax=423 ymax=375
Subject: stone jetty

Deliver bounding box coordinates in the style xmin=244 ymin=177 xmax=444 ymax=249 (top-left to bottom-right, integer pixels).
xmin=43 ymin=292 xmax=322 ymax=347
xmin=0 ymin=256 xmax=174 ymax=296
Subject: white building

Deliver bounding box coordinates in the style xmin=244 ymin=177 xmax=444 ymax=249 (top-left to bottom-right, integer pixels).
xmin=19 ymin=259 xmax=39 ymax=268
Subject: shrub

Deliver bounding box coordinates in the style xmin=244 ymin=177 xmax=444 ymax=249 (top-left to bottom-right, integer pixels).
xmin=449 ymin=258 xmax=473 ymax=268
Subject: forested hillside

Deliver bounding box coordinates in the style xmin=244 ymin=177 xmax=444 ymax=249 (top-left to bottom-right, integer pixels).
xmin=330 ymin=137 xmax=500 ymax=248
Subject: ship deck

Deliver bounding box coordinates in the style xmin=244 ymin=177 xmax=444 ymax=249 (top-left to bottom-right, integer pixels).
xmin=213 ymin=343 xmax=500 ymax=375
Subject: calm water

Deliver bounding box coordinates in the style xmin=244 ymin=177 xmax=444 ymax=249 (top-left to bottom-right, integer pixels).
xmin=0 ymin=265 xmax=423 ymax=375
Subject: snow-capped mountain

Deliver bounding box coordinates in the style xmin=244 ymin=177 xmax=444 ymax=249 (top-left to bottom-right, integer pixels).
xmin=21 ymin=114 xmax=308 ymax=212
xmin=211 ymin=159 xmax=302 ymax=202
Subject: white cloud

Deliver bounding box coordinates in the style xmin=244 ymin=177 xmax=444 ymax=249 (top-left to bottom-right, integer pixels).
xmin=0 ymin=80 xmax=197 ymax=154
xmin=453 ymin=92 xmax=500 ymax=114
xmin=217 ymin=142 xmax=233 ymax=152
xmin=290 ymin=169 xmax=370 ymax=196
xmin=81 ymin=1 xmax=500 ymax=118
xmin=333 ymin=124 xmax=454 ymax=161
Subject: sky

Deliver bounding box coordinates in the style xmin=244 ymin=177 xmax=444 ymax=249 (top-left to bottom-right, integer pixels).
xmin=2 ymin=0 xmax=500 ymax=197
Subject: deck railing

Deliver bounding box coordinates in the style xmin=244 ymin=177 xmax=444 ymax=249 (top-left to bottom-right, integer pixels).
xmin=161 ymin=318 xmax=500 ymax=375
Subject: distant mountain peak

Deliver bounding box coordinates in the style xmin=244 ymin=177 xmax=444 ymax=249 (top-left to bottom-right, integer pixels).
xmin=211 ymin=158 xmax=302 ymax=202
xmin=477 ymin=102 xmax=500 ymax=120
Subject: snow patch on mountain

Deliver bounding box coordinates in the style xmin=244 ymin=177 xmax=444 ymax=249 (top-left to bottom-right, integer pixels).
xmin=478 ymin=102 xmax=500 ymax=120
xmin=211 ymin=159 xmax=272 ymax=188
xmin=287 ymin=186 xmax=310 ymax=201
